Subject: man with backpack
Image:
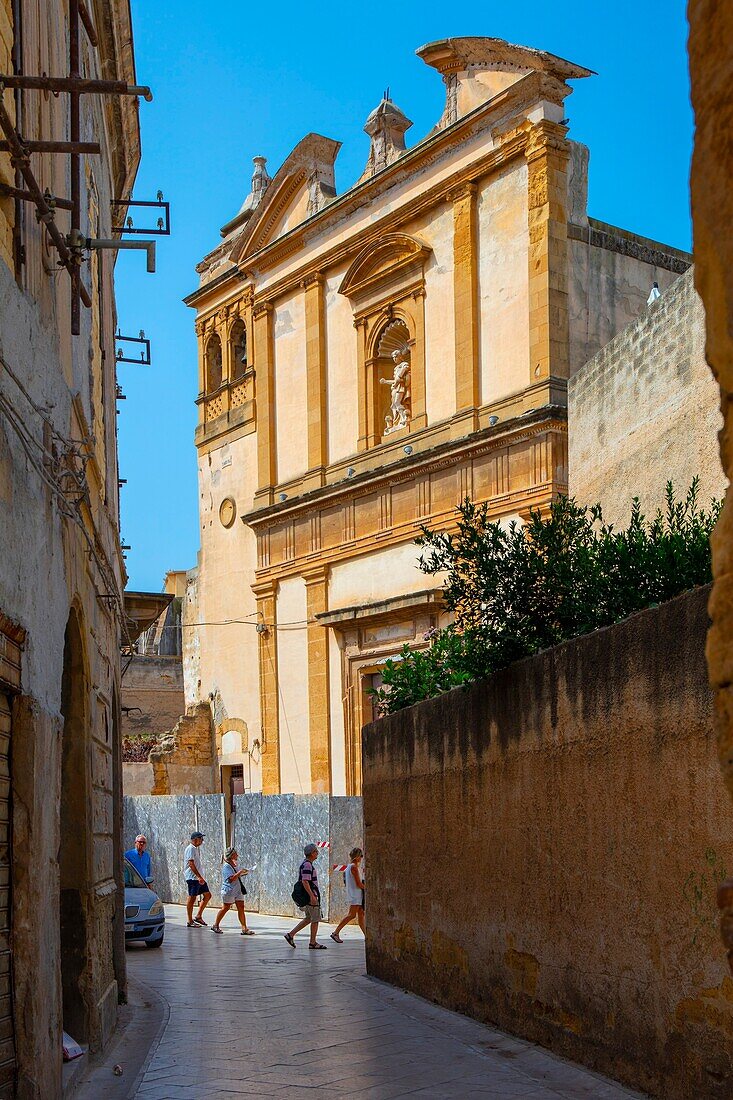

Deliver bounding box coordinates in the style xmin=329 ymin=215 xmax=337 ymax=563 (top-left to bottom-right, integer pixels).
xmin=284 ymin=842 xmax=327 ymax=950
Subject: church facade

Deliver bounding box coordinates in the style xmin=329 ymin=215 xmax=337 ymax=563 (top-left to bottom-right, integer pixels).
xmin=185 ymin=37 xmax=690 ymax=796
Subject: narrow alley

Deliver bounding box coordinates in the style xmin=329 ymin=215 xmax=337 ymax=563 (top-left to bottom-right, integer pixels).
xmin=95 ymin=908 xmax=643 ymax=1099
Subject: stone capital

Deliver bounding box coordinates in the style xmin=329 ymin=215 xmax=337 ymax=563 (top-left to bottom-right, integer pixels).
xmin=253 ymin=299 xmax=274 ymax=320
xmin=446 ymin=179 xmax=478 ymax=204
xmin=525 ymin=119 xmax=570 ymax=163
xmin=300 ymin=271 xmax=325 ymax=290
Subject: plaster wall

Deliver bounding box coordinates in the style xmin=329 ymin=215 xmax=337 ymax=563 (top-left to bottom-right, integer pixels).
xmin=414 ymin=202 xmax=455 ymax=426
xmin=274 ymin=292 xmax=308 ymax=484
xmin=275 ymin=577 xmax=310 ymax=794
xmin=325 ymin=268 xmax=359 ymax=464
xmin=363 ymin=586 xmax=733 ymax=1100
xmin=194 ymin=430 xmax=261 ymax=771
xmin=478 ymin=163 xmax=530 ymax=403
xmin=122 ymin=762 xmax=154 ymax=796
xmin=120 ymin=655 xmax=184 ymax=740
xmin=569 ymin=270 xmax=725 ymax=526
xmin=329 ymin=543 xmax=431 ymax=610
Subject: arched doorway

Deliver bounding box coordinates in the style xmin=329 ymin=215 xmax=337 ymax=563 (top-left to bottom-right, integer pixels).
xmin=59 ymin=607 xmax=91 ymax=1042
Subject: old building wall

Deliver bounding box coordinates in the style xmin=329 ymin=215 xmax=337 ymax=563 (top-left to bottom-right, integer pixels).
xmin=0 ymin=3 xmax=141 ymax=1093
xmin=363 ymin=586 xmax=733 ymax=1099
xmin=569 ymin=269 xmax=725 ymax=525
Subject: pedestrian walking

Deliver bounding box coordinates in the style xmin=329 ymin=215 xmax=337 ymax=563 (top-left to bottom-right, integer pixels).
xmin=211 ymin=847 xmax=255 ymax=935
xmin=125 ymin=834 xmax=152 ymax=883
xmin=284 ymin=842 xmax=326 ymax=949
xmin=330 ymin=848 xmax=365 ymax=943
xmin=184 ymin=831 xmax=211 ymax=927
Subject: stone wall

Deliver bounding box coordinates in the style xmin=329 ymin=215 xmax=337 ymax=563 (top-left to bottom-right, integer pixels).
xmin=689 ymin=0 xmax=733 ymax=970
xmin=568 ymin=269 xmax=726 ymax=526
xmin=121 ymin=654 xmax=184 ymax=741
xmin=124 ymin=793 xmax=363 ymax=919
xmin=148 ymin=703 xmax=218 ymax=796
xmin=362 ymin=586 xmax=733 ymax=1100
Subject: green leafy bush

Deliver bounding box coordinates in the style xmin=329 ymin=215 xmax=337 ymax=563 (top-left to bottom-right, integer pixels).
xmin=373 ymin=481 xmax=720 ymax=715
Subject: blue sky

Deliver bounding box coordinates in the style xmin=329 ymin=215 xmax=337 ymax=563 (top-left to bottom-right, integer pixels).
xmin=115 ymin=0 xmax=693 ymax=593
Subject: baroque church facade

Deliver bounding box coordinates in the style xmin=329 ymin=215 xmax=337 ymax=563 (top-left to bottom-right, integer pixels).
xmin=184 ymin=37 xmax=690 ymax=796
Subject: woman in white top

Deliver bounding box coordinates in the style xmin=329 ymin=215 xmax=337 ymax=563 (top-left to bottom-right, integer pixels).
xmin=330 ymin=848 xmax=365 ymax=943
xmin=211 ymin=847 xmax=255 ymax=935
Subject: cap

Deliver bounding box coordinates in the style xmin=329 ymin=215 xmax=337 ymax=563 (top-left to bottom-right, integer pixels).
xmin=190 ymin=831 xmax=205 ymax=840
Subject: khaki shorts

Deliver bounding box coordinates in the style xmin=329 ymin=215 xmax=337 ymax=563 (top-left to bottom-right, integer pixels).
xmin=300 ymin=903 xmax=322 ymax=922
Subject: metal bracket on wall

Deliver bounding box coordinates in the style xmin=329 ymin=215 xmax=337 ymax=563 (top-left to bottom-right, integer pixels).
xmin=115 ymin=331 xmax=151 ymax=366
xmin=0 ymin=0 xmax=153 ymax=334
xmin=111 ymin=196 xmax=170 ymax=236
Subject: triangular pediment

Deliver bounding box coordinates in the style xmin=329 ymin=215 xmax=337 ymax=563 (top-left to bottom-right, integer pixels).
xmin=339 ymin=233 xmax=432 ymax=300
xmin=232 ymin=134 xmax=340 ymax=264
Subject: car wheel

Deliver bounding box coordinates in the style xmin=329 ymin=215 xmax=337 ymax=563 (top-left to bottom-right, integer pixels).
xmin=145 ymin=932 xmax=164 ymax=949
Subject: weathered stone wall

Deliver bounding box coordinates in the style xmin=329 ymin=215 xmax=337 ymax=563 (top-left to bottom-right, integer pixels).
xmin=689 ymin=0 xmax=733 ymax=971
xmin=124 ymin=793 xmax=363 ymax=919
xmin=363 ymin=586 xmax=733 ymax=1100
xmin=569 ymin=269 xmax=726 ymax=526
xmin=121 ymin=655 xmax=184 ymax=741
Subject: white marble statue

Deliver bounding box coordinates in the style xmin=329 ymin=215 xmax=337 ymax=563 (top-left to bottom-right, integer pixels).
xmin=380 ymin=349 xmax=411 ymax=434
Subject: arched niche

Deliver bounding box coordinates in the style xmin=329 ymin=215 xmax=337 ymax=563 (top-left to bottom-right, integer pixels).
xmin=59 ymin=605 xmax=91 ymax=1042
xmin=229 ymin=319 xmax=247 ymax=381
xmin=206 ymin=333 xmax=223 ymax=393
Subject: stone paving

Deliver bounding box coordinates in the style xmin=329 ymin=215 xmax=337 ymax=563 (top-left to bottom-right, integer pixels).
xmin=128 ymin=906 xmax=644 ymax=1099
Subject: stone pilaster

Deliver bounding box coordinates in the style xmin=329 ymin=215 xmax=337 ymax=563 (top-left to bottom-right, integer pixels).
xmin=253 ymin=301 xmax=276 ymax=504
xmin=253 ymin=580 xmax=280 ymax=794
xmin=526 ymin=120 xmax=570 ymax=383
xmin=303 ymin=566 xmax=331 ymax=793
xmin=303 ymin=272 xmax=327 ymax=488
xmin=451 ymin=181 xmax=479 ymax=434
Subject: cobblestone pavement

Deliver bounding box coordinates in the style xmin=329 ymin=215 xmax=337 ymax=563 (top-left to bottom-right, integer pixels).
xmin=128 ymin=906 xmax=643 ymax=1099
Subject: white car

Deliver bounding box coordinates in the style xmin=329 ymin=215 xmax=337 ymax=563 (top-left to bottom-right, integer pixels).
xmin=124 ymin=857 xmax=165 ymax=948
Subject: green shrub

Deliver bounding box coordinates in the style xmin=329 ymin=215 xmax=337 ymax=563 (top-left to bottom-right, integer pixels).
xmin=373 ymin=481 xmax=720 ymax=715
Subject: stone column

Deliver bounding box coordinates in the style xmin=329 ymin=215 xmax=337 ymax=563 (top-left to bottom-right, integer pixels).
xmin=526 ymin=120 xmax=570 ymax=384
xmin=253 ymin=579 xmax=280 ymax=793
xmin=451 ymin=181 xmax=479 ymax=435
xmin=303 ymin=566 xmax=331 ymax=793
xmin=303 ymin=273 xmax=327 ymax=488
xmin=253 ymin=301 xmax=276 ymax=505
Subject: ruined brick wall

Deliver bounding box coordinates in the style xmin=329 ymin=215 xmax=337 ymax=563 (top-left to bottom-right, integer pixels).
xmin=148 ymin=703 xmax=218 ymax=796
xmin=568 ymin=269 xmax=726 ymax=526
xmin=363 ymin=586 xmax=733 ymax=1100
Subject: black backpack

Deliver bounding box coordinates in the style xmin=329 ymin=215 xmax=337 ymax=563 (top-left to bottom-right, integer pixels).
xmin=291 ymin=878 xmax=309 ymax=907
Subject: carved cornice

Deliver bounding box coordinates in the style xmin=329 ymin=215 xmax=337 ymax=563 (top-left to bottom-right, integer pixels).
xmin=241 ymin=405 xmax=567 ymax=531
xmin=525 ymin=118 xmax=570 ymax=162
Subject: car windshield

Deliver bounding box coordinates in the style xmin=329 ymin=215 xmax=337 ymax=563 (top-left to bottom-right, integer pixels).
xmin=124 ymin=859 xmax=147 ymax=889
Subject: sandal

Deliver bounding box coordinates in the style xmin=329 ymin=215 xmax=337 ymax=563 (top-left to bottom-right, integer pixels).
xmin=240 ymin=928 xmax=255 ymax=935
xmin=284 ymin=933 xmax=296 ymax=948
xmin=186 ymin=922 xmax=198 ymax=928
xmin=330 ymin=932 xmax=343 ymax=943
xmin=193 ymin=917 xmax=208 ymax=926
xmin=309 ymin=942 xmax=327 ymax=950
xmin=211 ymin=926 xmax=223 ymax=934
